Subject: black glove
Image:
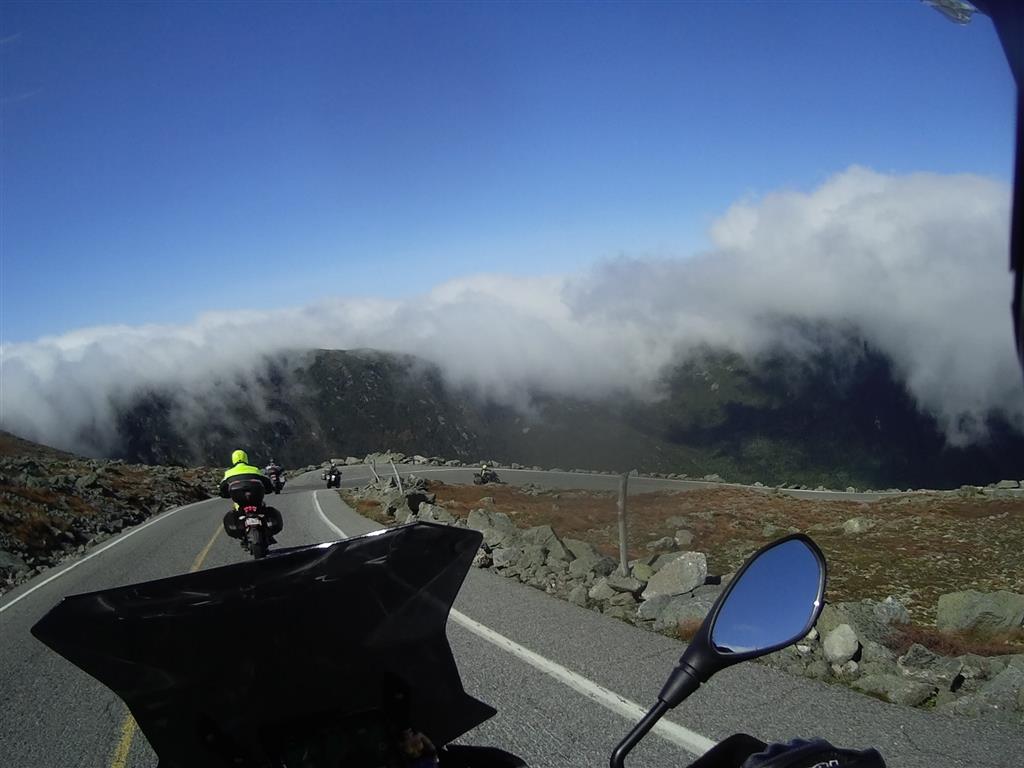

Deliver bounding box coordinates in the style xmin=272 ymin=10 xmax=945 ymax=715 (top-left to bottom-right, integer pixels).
xmin=741 ymin=738 xmax=886 ymax=768
xmin=686 ymin=735 xmax=885 ymax=768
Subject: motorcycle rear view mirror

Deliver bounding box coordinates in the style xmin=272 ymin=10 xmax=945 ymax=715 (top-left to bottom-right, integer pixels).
xmin=610 ymin=534 xmax=827 ymax=768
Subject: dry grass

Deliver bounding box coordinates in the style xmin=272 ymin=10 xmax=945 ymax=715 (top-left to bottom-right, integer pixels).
xmin=886 ymin=624 xmax=1024 ymax=658
xmin=419 ymin=481 xmax=1024 ymax=625
xmin=676 ymin=618 xmax=703 ymax=642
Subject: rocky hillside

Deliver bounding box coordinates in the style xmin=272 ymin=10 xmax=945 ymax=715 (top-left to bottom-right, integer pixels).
xmin=0 ymin=431 xmax=219 ymax=593
xmin=35 ymin=339 xmax=1024 ymax=489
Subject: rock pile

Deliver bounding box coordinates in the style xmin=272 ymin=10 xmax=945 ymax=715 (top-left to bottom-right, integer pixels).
xmin=761 ymin=594 xmax=1024 ymax=723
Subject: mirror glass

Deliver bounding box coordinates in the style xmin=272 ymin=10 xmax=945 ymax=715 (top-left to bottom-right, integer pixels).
xmin=710 ymin=538 xmax=823 ymax=655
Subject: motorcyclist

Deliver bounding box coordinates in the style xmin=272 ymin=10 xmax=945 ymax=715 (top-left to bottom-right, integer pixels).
xmin=219 ymin=449 xmax=283 ymax=547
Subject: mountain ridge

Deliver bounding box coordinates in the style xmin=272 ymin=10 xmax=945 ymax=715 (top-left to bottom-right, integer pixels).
xmin=31 ymin=339 xmax=1020 ymax=490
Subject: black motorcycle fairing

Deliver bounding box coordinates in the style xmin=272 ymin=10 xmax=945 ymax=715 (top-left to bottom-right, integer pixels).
xmin=31 ymin=523 xmax=496 ymax=768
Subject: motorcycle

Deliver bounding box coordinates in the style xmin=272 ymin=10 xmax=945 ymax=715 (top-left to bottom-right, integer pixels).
xmin=473 ymin=467 xmax=502 ymax=485
xmin=267 ymin=467 xmax=286 ymax=494
xmin=323 ymin=466 xmax=342 ymax=489
xmin=30 ymin=525 xmax=884 ymax=768
xmin=226 ymin=478 xmax=277 ymax=560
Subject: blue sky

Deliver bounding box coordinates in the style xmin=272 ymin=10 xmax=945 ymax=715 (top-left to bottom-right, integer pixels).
xmin=0 ymin=0 xmax=1016 ymax=343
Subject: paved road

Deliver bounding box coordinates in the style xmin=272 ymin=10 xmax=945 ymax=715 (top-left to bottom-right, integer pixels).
xmin=1 ymin=466 xmax=1021 ymax=768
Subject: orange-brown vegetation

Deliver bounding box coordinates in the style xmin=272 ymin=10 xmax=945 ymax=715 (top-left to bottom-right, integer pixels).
xmin=421 ymin=482 xmax=1024 ymax=625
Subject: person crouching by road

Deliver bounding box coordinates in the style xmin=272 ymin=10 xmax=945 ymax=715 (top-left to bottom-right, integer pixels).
xmin=219 ymin=449 xmax=284 ymax=547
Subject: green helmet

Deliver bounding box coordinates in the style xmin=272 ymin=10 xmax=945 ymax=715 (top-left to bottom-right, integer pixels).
xmin=231 ymin=449 xmax=249 ymax=466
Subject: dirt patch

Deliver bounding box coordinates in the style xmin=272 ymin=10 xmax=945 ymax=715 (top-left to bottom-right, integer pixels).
xmin=423 ymin=482 xmax=1024 ymax=625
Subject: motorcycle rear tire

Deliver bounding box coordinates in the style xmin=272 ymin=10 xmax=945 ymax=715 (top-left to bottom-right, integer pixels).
xmin=248 ymin=527 xmax=267 ymax=560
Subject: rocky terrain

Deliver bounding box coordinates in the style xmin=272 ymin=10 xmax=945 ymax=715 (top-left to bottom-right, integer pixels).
xmin=343 ymin=472 xmax=1024 ymax=724
xmin=0 ymin=431 xmax=220 ymax=594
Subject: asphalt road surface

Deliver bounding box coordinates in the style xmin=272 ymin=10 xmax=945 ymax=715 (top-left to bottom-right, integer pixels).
xmin=1 ymin=465 xmax=1021 ymax=768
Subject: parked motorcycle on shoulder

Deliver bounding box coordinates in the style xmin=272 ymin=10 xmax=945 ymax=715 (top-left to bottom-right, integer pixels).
xmin=473 ymin=466 xmax=502 ymax=485
xmin=31 ymin=525 xmax=884 ymax=768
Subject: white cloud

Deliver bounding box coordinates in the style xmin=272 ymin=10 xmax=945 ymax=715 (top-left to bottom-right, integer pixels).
xmin=2 ymin=167 xmax=1020 ymax=455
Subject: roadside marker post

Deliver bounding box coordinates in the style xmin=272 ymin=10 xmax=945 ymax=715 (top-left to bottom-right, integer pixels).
xmin=617 ymin=471 xmax=631 ymax=576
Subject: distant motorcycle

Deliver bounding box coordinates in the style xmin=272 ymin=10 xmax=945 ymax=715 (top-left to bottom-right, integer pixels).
xmin=266 ymin=465 xmax=285 ymax=494
xmin=323 ymin=466 xmax=342 ymax=489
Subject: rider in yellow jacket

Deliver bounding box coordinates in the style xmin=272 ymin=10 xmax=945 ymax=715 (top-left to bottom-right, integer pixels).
xmin=220 ymin=449 xmax=274 ymax=495
xmin=219 ymin=449 xmax=283 ymax=546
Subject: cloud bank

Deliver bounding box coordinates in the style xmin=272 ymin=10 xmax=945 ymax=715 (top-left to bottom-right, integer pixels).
xmin=3 ymin=167 xmax=1021 ymax=455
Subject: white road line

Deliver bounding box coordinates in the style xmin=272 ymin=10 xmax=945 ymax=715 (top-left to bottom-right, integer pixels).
xmin=308 ymin=489 xmax=715 ymax=757
xmin=311 ymin=490 xmax=346 ymax=538
xmin=0 ymin=497 xmax=218 ymax=614
xmin=449 ymin=609 xmax=716 ymax=756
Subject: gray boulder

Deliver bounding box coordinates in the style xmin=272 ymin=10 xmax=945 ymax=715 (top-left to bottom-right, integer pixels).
xmin=637 ymin=594 xmax=674 ymax=622
xmin=975 ymin=665 xmax=1024 ymax=715
xmin=937 ymin=666 xmax=1024 ymax=723
xmin=823 ymin=624 xmax=860 ymax=664
xmin=642 ymin=553 xmax=707 ymax=600
xmin=607 ymin=572 xmax=644 ymax=594
xmin=858 ymin=640 xmax=897 ymax=676
xmin=842 ymin=517 xmax=875 ymax=535
xmin=956 ymin=653 xmax=995 ymax=689
xmin=649 ymin=552 xmax=688 ymax=571
xmin=416 ymin=503 xmax=456 ymax=524
xmin=607 ymin=592 xmax=637 ymax=608
xmin=588 ymin=579 xmax=616 ymax=601
xmin=491 ymin=546 xmax=522 ymax=569
xmin=897 ymin=643 xmax=963 ymax=690
xmin=0 ymin=549 xmax=28 ymax=572
xmin=653 ymin=593 xmax=716 ymax=632
xmin=466 ymin=509 xmax=520 ymax=548
xmin=630 ymin=562 xmax=654 ymax=583
xmin=936 ymin=590 xmax=1024 ymax=633
xmin=518 ymin=545 xmax=548 ymax=570
xmin=563 ymin=539 xmax=616 ymax=578
xmin=816 ymin=597 xmax=909 ymax=645
xmin=646 ymin=536 xmax=677 ymax=552
xmin=568 ymin=585 xmax=589 ymax=607
xmin=521 ymin=525 xmax=569 ymax=562
xmin=853 ymin=674 xmax=936 ymax=707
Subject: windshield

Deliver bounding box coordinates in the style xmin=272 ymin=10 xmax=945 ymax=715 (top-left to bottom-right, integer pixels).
xmin=31 ymin=524 xmax=493 ymax=768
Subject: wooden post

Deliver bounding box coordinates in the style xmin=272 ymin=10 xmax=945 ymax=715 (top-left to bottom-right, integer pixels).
xmin=617 ymin=471 xmax=630 ymax=576
xmin=368 ymin=460 xmax=381 ymax=485
xmin=390 ymin=460 xmax=404 ymax=495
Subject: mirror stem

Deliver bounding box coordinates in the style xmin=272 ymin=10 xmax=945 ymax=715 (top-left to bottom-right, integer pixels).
xmin=658 ymin=659 xmax=702 ymax=708
xmin=609 ymin=700 xmax=669 ymax=768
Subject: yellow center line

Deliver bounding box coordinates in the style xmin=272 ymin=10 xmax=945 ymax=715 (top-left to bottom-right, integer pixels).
xmin=190 ymin=524 xmax=223 ymax=573
xmin=109 ymin=522 xmax=222 ymax=768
